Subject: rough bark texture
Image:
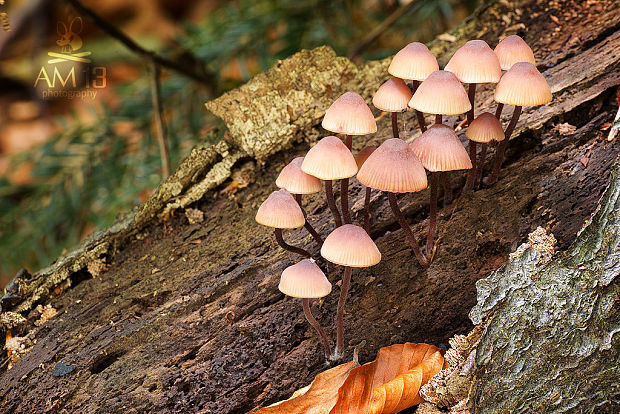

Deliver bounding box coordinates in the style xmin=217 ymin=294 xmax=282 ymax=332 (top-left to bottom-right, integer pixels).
xmin=469 ymin=160 xmax=620 ymax=413
xmin=0 ymin=0 xmax=619 ymax=413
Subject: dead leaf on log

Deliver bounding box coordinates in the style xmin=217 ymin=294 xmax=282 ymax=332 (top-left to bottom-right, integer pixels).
xmin=333 ymin=343 xmax=444 ymax=414
xmin=256 ymin=361 xmax=355 ymax=413
xmin=254 ymin=343 xmax=444 ymax=414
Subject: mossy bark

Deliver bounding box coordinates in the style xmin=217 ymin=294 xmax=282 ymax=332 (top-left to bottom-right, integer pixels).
xmin=469 ymin=159 xmax=620 ymax=413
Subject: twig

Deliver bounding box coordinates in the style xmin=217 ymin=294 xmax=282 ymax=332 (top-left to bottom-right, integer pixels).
xmin=64 ymin=0 xmax=217 ymax=95
xmin=608 ymin=106 xmax=620 ymax=141
xmin=349 ymin=0 xmax=423 ymax=59
xmin=149 ymin=60 xmax=171 ymax=178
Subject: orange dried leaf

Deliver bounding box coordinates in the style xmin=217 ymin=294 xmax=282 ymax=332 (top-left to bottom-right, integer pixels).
xmin=254 ymin=361 xmax=354 ymax=414
xmin=368 ymin=351 xmax=444 ymax=414
xmin=331 ymin=343 xmax=443 ymax=414
xmin=254 ymin=343 xmax=444 ymax=414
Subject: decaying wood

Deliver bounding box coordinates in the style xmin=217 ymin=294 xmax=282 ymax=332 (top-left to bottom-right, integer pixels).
xmin=1 ymin=0 xmax=619 ymax=412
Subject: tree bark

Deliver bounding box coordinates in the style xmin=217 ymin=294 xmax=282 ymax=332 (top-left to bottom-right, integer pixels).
xmin=1 ymin=0 xmax=619 ymax=413
xmin=469 ymin=158 xmax=620 ymax=413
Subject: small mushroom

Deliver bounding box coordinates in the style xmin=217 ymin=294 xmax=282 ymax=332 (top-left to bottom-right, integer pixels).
xmin=408 ymin=70 xmax=471 ymax=126
xmin=301 ymin=136 xmax=358 ymax=228
xmin=279 ymin=259 xmax=332 ymax=358
xmin=465 ymin=112 xmax=505 ymax=186
xmin=485 ymin=62 xmax=552 ymax=186
xmin=321 ymin=92 xmax=376 ymax=225
xmin=388 ymin=42 xmax=439 ymax=133
xmin=276 ymin=157 xmax=324 ymax=246
xmin=410 ymin=125 xmax=472 ymax=261
xmin=355 ymin=145 xmax=377 ymax=233
xmin=494 ymin=35 xmax=536 ymax=71
xmin=357 ymin=138 xmax=429 ymax=267
xmin=444 ymin=40 xmax=502 ymax=191
xmin=321 ymin=224 xmax=381 ymax=359
xmin=372 ymin=78 xmax=413 ymax=138
xmin=322 ymin=91 xmax=377 ymax=150
xmin=256 ymin=189 xmax=312 ymax=258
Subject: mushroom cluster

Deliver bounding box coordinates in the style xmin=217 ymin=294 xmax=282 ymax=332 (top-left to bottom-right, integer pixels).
xmin=256 ymin=35 xmax=551 ymax=360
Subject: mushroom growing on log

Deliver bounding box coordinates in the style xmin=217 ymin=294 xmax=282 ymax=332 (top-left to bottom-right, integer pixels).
xmin=444 ymin=40 xmax=502 ymax=192
xmin=388 ymin=42 xmax=439 ymax=133
xmin=321 ymin=92 xmax=377 ymax=224
xmin=410 ymin=125 xmax=472 ymax=260
xmin=357 ymin=138 xmax=429 ymax=267
xmin=320 ymin=224 xmax=381 ymax=359
xmin=278 ymin=259 xmax=332 ymax=358
xmin=484 ymin=62 xmax=552 ymax=186
xmin=256 ymin=189 xmax=313 ymax=258
xmin=372 ymin=78 xmax=413 ymax=138
xmin=276 ymin=157 xmax=324 ymax=247
xmin=302 ymin=136 xmax=358 ymax=228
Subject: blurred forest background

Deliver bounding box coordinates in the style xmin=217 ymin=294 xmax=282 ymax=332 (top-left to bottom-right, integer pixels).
xmin=0 ymin=0 xmax=479 ymax=287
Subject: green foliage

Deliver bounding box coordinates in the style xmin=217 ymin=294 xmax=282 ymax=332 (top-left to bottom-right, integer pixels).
xmin=0 ymin=76 xmax=215 ymax=278
xmin=183 ymin=0 xmax=478 ymax=85
xmin=0 ymin=0 xmax=478 ymax=282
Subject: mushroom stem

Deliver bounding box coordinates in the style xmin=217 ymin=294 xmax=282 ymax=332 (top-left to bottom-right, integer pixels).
xmin=495 ymin=103 xmax=504 ymax=119
xmin=464 ymin=83 xmax=479 ymax=192
xmin=485 ymin=105 xmax=522 ymax=186
xmin=294 ymin=194 xmax=323 ymax=247
xmin=335 ymin=266 xmax=352 ymax=358
xmin=363 ymin=186 xmax=371 ymax=233
xmin=411 ymin=80 xmax=427 ymax=133
xmin=475 ymin=143 xmax=488 ymax=186
xmin=325 ymin=180 xmax=342 ymax=227
xmin=435 ymin=114 xmax=442 ymax=125
xmin=344 ymin=134 xmax=352 ymax=151
xmin=463 ymin=140 xmax=478 ymax=192
xmin=302 ymin=298 xmax=331 ymax=358
xmin=441 ymin=171 xmax=452 ymax=206
xmin=339 ymin=135 xmax=353 ymax=225
xmin=467 ymin=83 xmax=476 ymax=124
xmin=391 ymin=112 xmax=399 ymax=138
xmin=387 ymin=192 xmax=429 ymax=267
xmin=341 ymin=178 xmax=351 ymax=224
xmin=426 ymin=172 xmax=439 ymax=260
xmin=274 ymin=228 xmax=312 ymax=258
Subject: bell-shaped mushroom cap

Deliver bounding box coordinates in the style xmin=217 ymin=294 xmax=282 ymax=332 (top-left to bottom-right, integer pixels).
xmin=494 ymin=35 xmax=535 ymax=70
xmin=494 ymin=62 xmax=552 ymax=106
xmin=372 ymin=78 xmax=413 ymax=112
xmin=355 ymin=145 xmax=376 ymax=170
xmin=410 ymin=124 xmax=472 ymax=172
xmin=301 ymin=136 xmax=358 ymax=180
xmin=255 ymin=189 xmax=305 ymax=229
xmin=276 ymin=157 xmax=322 ymax=195
xmin=466 ymin=112 xmax=505 ymax=143
xmin=322 ymin=92 xmax=377 ymax=135
xmin=444 ymin=40 xmax=502 ymax=84
xmin=321 ymin=224 xmax=381 ymax=267
xmin=388 ymin=42 xmax=439 ymax=81
xmin=408 ymin=71 xmax=472 ymax=115
xmin=279 ymin=259 xmax=332 ymax=298
xmin=357 ymin=138 xmax=428 ymax=193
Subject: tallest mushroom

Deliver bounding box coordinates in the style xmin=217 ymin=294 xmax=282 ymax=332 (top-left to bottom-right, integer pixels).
xmin=445 ymin=40 xmax=501 ymax=192
xmin=321 ymin=92 xmax=377 ymax=225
